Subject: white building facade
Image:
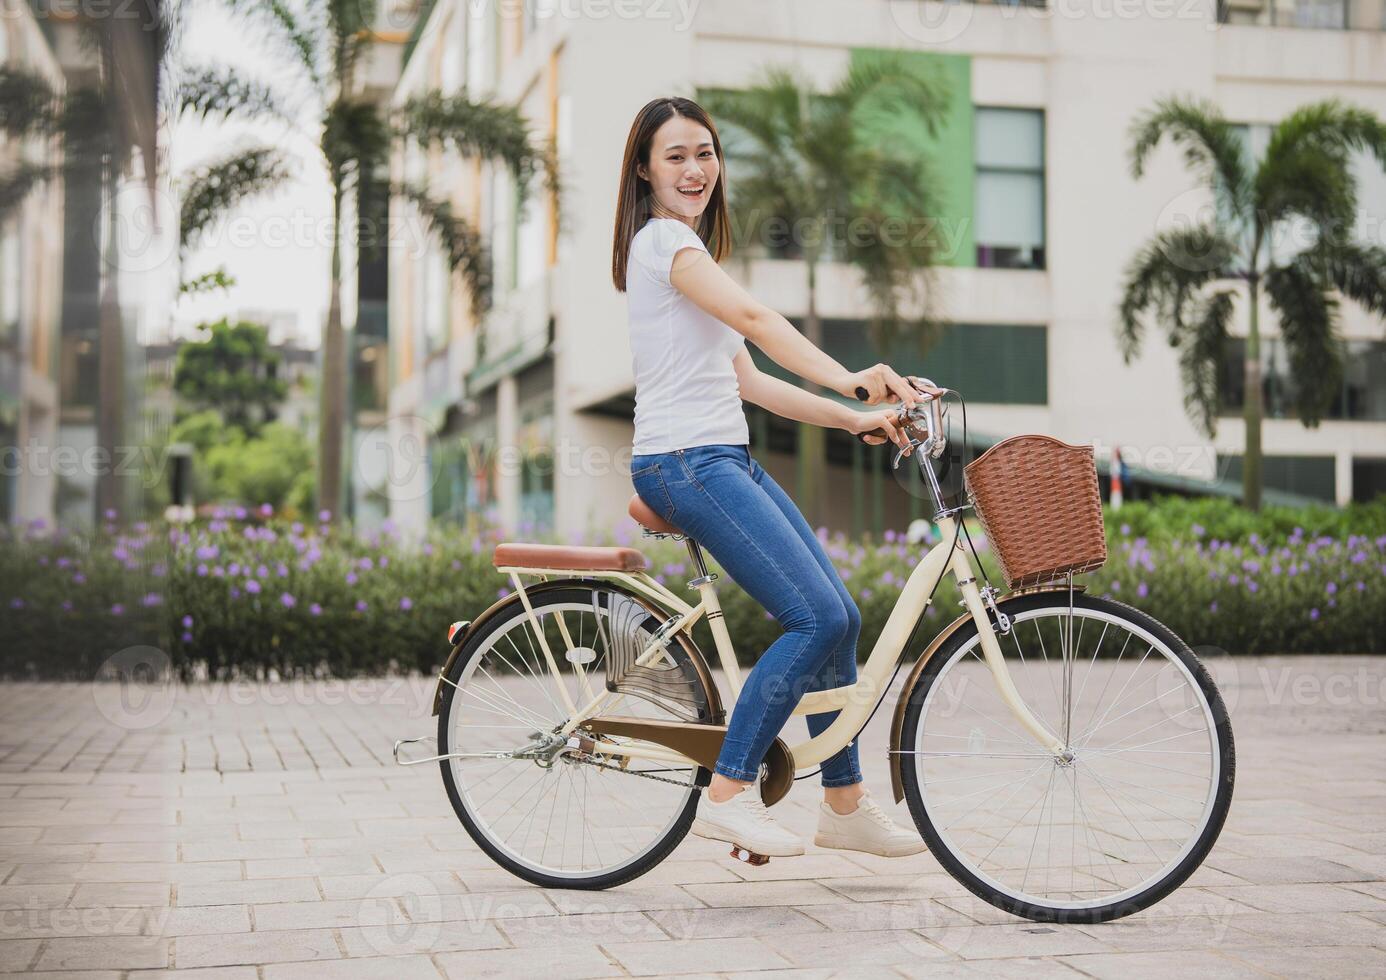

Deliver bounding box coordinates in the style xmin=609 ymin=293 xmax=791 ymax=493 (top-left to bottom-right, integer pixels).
xmin=387 ymin=0 xmax=1386 ymax=541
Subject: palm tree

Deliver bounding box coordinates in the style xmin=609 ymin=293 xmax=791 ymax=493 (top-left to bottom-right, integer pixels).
xmin=1119 ymin=97 xmax=1386 ymax=511
xmin=700 ymin=53 xmax=948 ymax=525
xmin=220 ymin=0 xmax=558 ymax=520
xmin=1 ymin=13 xmax=293 ymax=522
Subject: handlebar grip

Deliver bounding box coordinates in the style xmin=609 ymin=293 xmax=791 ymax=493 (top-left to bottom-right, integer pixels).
xmin=854 ymin=386 xmax=869 ymax=402
xmin=856 ymin=429 xmax=888 ymax=444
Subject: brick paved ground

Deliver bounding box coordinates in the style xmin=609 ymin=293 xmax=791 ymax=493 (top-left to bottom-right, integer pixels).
xmin=0 ymin=655 xmax=1383 ymax=978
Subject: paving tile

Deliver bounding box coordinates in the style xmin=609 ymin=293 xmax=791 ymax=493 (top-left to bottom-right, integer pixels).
xmin=680 ymin=879 xmax=851 ymax=908
xmin=337 ymin=920 xmax=508 ymax=957
xmin=762 ymin=927 xmax=955 ymax=968
xmin=1056 ymin=948 xmax=1269 ymax=979
xmin=648 ymin=905 xmax=827 ymax=941
xmin=496 ymin=910 xmax=671 ymax=946
xmin=435 ymin=943 xmax=618 ymax=978
xmin=33 ymin=935 xmax=171 ymax=971
xmin=1224 ymin=944 xmax=1386 ymax=978
xmin=1208 ymin=882 xmax=1386 ymax=913
xmin=927 ymin=922 xmax=1114 ymax=960
xmin=176 ymin=878 xmax=320 ymax=907
xmin=262 ymin=955 xmax=444 ymax=980
xmin=173 ymin=928 xmax=342 ymax=968
xmin=606 ymin=936 xmax=792 ymax=975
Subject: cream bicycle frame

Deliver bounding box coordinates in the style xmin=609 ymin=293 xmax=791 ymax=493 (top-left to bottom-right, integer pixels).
xmin=495 ymin=512 xmax=1066 ymax=774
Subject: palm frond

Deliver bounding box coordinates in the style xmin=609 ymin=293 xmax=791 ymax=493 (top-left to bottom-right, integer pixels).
xmin=176 ymin=67 xmax=286 ymax=122
xmin=1298 ymin=240 xmax=1386 ymax=316
xmin=0 ymin=160 xmax=58 ymax=218
xmin=222 ymin=0 xmax=322 ymax=87
xmin=179 ymin=267 xmax=237 ymax=295
xmin=322 ymin=98 xmax=389 ymax=187
xmin=829 ymin=49 xmax=948 ymax=135
xmin=1262 ymin=99 xmax=1386 ymax=173
xmin=179 ymin=147 xmax=292 ymax=253
xmin=398 ymin=93 xmax=546 ymax=206
xmin=399 ymin=184 xmax=493 ymax=317
xmin=0 ymin=68 xmax=59 ymax=138
xmin=1128 ymin=96 xmax=1250 ymax=213
xmin=1117 ymin=224 xmax=1239 ymax=362
xmin=1257 ymin=99 xmax=1386 ymax=235
xmin=1176 ymin=289 xmax=1235 ymax=438
xmin=1264 ymin=260 xmax=1342 ymax=427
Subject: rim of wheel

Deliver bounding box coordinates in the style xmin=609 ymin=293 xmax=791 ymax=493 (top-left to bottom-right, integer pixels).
xmin=443 ymin=595 xmax=700 ymax=881
xmin=913 ymin=604 xmax=1223 ymax=913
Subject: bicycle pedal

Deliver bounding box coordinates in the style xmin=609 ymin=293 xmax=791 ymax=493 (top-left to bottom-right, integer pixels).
xmin=729 ymin=845 xmax=770 ymax=866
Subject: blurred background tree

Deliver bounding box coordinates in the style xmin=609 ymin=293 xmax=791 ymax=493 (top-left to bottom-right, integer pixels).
xmin=701 ymin=51 xmax=948 ymax=525
xmin=173 ymin=319 xmax=288 ymax=434
xmin=1119 ymin=97 xmax=1386 ymax=512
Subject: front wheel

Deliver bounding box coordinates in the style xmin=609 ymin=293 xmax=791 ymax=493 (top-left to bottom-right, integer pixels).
xmin=899 ymin=592 xmax=1235 ymax=923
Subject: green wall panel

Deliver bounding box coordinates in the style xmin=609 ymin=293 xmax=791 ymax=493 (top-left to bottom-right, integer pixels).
xmin=849 ymin=48 xmax=974 ymax=268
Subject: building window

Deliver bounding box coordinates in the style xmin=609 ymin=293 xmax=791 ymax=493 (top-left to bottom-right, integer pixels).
xmin=1219 ymin=337 xmax=1386 ymax=421
xmin=1218 ymin=0 xmax=1385 ymax=30
xmin=974 ymin=107 xmax=1045 ymax=270
xmin=1217 ymin=454 xmax=1336 ymax=502
xmin=780 ymin=320 xmax=1047 ymax=406
xmin=1353 ymin=458 xmax=1386 ymax=502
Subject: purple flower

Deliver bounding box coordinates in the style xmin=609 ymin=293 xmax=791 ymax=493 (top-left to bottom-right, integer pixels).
xmin=256 ymin=564 xmax=269 ymax=579
xmin=110 ymin=603 xmax=124 ymax=616
xmin=276 ymin=563 xmax=289 ymax=578
xmin=181 ymin=631 xmax=193 ymax=643
xmin=1209 ymin=601 xmax=1218 ymax=613
xmin=291 ymin=522 xmax=304 ymax=535
xmin=228 ymin=562 xmax=241 ymax=576
xmin=280 ymin=592 xmax=296 ymax=609
xmin=345 ymin=572 xmax=358 ymax=586
xmin=355 ymin=599 xmax=368 ymax=612
xmin=211 ymin=565 xmax=223 ymax=577
xmin=245 ymin=579 xmax=261 ymax=595
xmin=452 ymin=559 xmax=462 ymax=570
xmin=1326 ymin=581 xmax=1337 ymax=595
xmin=182 ymin=615 xmax=193 ymax=628
xmin=230 ymin=587 xmax=241 ymax=599
xmin=1191 ymin=523 xmax=1205 ymax=538
xmin=1120 ymin=523 xmax=1130 ymax=536
xmin=497 ymin=588 xmax=510 ymax=599
xmin=9 ymin=597 xmax=23 ymax=609
xmin=1356 ymin=581 xmax=1365 ymax=592
xmin=1309 ymin=607 xmax=1320 ymax=621
xmin=142 ymin=593 xmax=162 ymax=607
xmin=259 ymin=503 xmax=273 ymax=517
xmin=195 ymin=545 xmax=218 ymax=561
xmin=1111 ymin=580 xmax=1121 ymax=592
xmin=104 ymin=508 xmax=117 ymax=521
xmin=72 ymin=572 xmax=85 ymax=585
xmin=379 ymin=556 xmax=389 ymax=569
xmin=358 ymin=557 xmax=373 ymax=571
xmin=1137 ymin=582 xmax=1148 ymax=598
xmin=319 ymin=509 xmax=332 ymax=522
xmin=1228 ymin=574 xmax=1239 ymax=586
xmin=1247 ymin=581 xmax=1259 ymax=593
xmin=309 ymin=603 xmax=322 ymax=616
xmin=61 ymin=600 xmax=72 ymax=612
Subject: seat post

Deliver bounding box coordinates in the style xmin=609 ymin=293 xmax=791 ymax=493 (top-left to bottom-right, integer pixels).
xmin=684 ymin=538 xmax=710 ymax=580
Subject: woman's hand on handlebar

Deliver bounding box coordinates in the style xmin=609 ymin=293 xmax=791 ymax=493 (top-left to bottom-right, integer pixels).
xmin=838 ymin=363 xmax=921 ymax=408
xmin=845 ymin=408 xmax=912 ymax=454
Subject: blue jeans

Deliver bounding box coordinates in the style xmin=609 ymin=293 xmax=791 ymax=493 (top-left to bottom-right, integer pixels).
xmin=630 ymin=444 xmax=863 ymax=788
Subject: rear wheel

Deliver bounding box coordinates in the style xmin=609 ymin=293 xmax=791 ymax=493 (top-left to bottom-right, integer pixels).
xmin=437 ymin=584 xmax=716 ymax=889
xmin=899 ymin=592 xmax=1235 ymax=923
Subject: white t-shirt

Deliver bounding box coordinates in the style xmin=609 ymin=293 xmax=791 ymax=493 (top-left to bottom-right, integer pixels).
xmin=626 ymin=218 xmax=749 ymax=455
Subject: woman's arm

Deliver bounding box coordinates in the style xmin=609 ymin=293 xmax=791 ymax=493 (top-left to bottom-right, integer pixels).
xmin=670 ymin=247 xmax=920 ymax=407
xmin=733 ymin=350 xmax=912 ymax=451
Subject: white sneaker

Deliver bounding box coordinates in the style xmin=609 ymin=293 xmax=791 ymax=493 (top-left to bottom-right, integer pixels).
xmin=692 ymin=785 xmax=805 ymax=857
xmin=814 ymin=789 xmax=928 ymax=857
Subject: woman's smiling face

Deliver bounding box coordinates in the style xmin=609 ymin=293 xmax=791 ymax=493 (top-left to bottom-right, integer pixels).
xmin=637 ymin=114 xmax=720 ymax=221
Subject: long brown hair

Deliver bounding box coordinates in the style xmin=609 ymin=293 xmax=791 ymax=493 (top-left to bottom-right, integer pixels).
xmin=611 ymin=96 xmax=731 ymax=292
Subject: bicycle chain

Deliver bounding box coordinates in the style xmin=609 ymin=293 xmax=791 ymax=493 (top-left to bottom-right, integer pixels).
xmin=567 ymin=754 xmax=696 ymax=787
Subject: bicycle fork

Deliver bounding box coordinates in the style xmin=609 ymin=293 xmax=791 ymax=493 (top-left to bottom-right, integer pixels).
xmin=940 ymin=515 xmax=1066 ymax=758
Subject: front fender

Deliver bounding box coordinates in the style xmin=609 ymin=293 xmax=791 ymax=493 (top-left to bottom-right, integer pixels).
xmin=888 ymin=585 xmax=1083 ymax=803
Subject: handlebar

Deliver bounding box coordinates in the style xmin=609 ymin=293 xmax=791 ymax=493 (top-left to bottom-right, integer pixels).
xmin=855 ymin=377 xmax=949 ymax=470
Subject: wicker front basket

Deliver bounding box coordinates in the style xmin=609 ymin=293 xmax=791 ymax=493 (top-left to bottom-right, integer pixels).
xmin=963 ymin=435 xmax=1107 ymax=590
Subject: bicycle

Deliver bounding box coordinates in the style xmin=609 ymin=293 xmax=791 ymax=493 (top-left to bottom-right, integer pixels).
xmin=396 ymin=384 xmax=1235 ymax=924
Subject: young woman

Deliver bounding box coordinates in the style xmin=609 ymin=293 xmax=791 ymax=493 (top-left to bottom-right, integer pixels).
xmin=611 ymin=96 xmax=938 ymax=859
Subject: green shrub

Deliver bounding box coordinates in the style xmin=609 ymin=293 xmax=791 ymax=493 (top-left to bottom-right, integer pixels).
xmin=1 ymin=498 xmax=1382 ymax=680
